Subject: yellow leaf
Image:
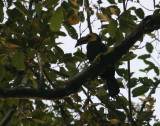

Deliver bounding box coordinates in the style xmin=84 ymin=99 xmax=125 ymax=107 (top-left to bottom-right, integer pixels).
xmin=147 ymin=33 xmax=156 ymax=38
xmin=139 ymin=98 xmax=146 ymax=102
xmin=97 ymin=13 xmax=110 ymax=22
xmin=109 ymin=119 xmax=120 ymax=125
xmin=110 ymin=7 xmax=119 ymax=16
xmin=1 ymin=38 xmax=20 ymax=48
xmin=69 ymin=0 xmax=78 ymax=6
xmin=146 ymin=104 xmax=152 ymax=111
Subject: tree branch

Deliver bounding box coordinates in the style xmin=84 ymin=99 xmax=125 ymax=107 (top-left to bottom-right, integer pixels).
xmin=85 ymin=0 xmax=92 ymax=33
xmin=0 ymin=14 xmax=160 ymax=100
xmin=0 ymin=105 xmax=17 ymax=126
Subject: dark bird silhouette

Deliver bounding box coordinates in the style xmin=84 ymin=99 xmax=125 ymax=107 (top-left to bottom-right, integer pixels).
xmin=75 ymin=33 xmax=120 ymax=97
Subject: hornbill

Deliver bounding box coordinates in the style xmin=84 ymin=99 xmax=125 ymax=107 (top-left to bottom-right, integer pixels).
xmin=75 ymin=33 xmax=120 ymax=97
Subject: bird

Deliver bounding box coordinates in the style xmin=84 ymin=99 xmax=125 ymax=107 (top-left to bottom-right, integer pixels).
xmin=75 ymin=33 xmax=120 ymax=97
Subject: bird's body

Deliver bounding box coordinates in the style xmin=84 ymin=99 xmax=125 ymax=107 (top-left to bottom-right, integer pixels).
xmin=75 ymin=33 xmax=120 ymax=97
xmin=87 ymin=41 xmax=107 ymax=62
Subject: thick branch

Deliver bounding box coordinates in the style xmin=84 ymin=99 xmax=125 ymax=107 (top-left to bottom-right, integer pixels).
xmin=0 ymin=14 xmax=160 ymax=100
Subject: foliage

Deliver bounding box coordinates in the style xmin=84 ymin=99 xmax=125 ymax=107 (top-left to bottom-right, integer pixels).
xmin=0 ymin=0 xmax=160 ymax=125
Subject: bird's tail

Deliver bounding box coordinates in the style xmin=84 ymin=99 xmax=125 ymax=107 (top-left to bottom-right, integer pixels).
xmin=100 ymin=67 xmax=120 ymax=97
xmin=105 ymin=77 xmax=120 ymax=97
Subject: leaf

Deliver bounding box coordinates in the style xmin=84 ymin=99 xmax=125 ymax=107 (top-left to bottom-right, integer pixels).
xmin=139 ymin=77 xmax=153 ymax=86
xmin=78 ymin=11 xmax=85 ymax=22
xmin=14 ymin=2 xmax=28 ymax=16
xmin=119 ymin=18 xmax=131 ymax=33
xmin=146 ymin=42 xmax=153 ymax=53
xmin=138 ymin=54 xmax=150 ymax=60
xmin=0 ymin=65 xmax=6 ymax=81
xmin=72 ymin=94 xmax=81 ymax=102
xmin=122 ymin=51 xmax=137 ymax=61
xmin=153 ymin=66 xmax=159 ymax=75
xmin=129 ymin=78 xmax=138 ymax=88
xmin=108 ymin=0 xmax=116 ymax=4
xmin=63 ymin=21 xmax=78 ymax=39
xmin=97 ymin=88 xmax=107 ymax=96
xmin=35 ymin=3 xmax=41 ymax=17
xmin=7 ymin=100 xmax=19 ymax=106
xmin=115 ymin=28 xmax=124 ymax=42
xmin=77 ymin=0 xmax=83 ymax=6
xmin=70 ymin=0 xmax=79 ymax=6
xmin=108 ymin=19 xmax=117 ymax=38
xmin=0 ymin=1 xmax=4 ymax=22
xmin=43 ymin=0 xmax=59 ymax=8
xmin=13 ymin=51 xmax=25 ymax=70
xmin=110 ymin=7 xmax=120 ymax=16
xmin=82 ymin=110 xmax=92 ymax=121
xmin=1 ymin=38 xmax=21 ymax=48
xmin=97 ymin=13 xmax=110 ymax=22
xmin=110 ymin=119 xmax=120 ymax=125
xmin=50 ymin=7 xmax=64 ymax=32
xmin=138 ymin=111 xmax=153 ymax=122
xmin=147 ymin=33 xmax=156 ymax=38
xmin=135 ymin=8 xmax=144 ymax=19
xmin=132 ymin=85 xmax=149 ymax=97
xmin=66 ymin=62 xmax=78 ymax=75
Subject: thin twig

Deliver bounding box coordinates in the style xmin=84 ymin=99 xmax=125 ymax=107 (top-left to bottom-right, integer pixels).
xmin=85 ymin=0 xmax=92 ymax=33
xmin=122 ymin=1 xmax=134 ymax=124
xmin=37 ymin=52 xmax=44 ymax=89
xmin=127 ymin=60 xmax=133 ymax=125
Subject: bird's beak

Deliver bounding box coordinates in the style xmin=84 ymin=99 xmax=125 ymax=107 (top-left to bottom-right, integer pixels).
xmin=75 ymin=36 xmax=90 ymax=47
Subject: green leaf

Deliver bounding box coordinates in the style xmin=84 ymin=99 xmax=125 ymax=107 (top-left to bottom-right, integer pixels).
xmin=97 ymin=88 xmax=107 ymax=96
xmin=108 ymin=0 xmax=116 ymax=4
xmin=72 ymin=94 xmax=81 ymax=102
xmin=66 ymin=62 xmax=78 ymax=75
xmin=0 ymin=65 xmax=5 ymax=81
xmin=77 ymin=0 xmax=83 ymax=6
xmin=78 ymin=11 xmax=85 ymax=22
xmin=115 ymin=28 xmax=124 ymax=41
xmin=55 ymin=45 xmax=64 ymax=58
xmin=138 ymin=111 xmax=153 ymax=122
xmin=6 ymin=100 xmax=19 ymax=106
xmin=139 ymin=77 xmax=153 ymax=86
xmin=43 ymin=0 xmax=59 ymax=8
xmin=63 ymin=21 xmax=78 ymax=39
xmin=50 ymin=7 xmax=64 ymax=32
xmin=82 ymin=110 xmax=92 ymax=121
xmin=132 ymin=85 xmax=149 ymax=97
xmin=135 ymin=8 xmax=144 ymax=19
xmin=60 ymin=67 xmax=69 ymax=77
xmin=138 ymin=54 xmax=150 ymax=60
xmin=146 ymin=42 xmax=153 ymax=53
xmin=143 ymin=60 xmax=154 ymax=66
xmin=119 ymin=18 xmax=131 ymax=33
xmin=13 ymin=51 xmax=25 ymax=70
xmin=122 ymin=51 xmax=137 ymax=61
xmin=14 ymin=2 xmax=28 ymax=16
xmin=35 ymin=3 xmax=41 ymax=17
xmin=108 ymin=19 xmax=117 ymax=38
xmin=129 ymin=78 xmax=138 ymax=88
xmin=153 ymin=66 xmax=159 ymax=75
xmin=0 ymin=1 xmax=4 ymax=22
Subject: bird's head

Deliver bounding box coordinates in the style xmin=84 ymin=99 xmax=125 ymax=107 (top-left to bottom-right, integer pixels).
xmin=75 ymin=33 xmax=101 ymax=47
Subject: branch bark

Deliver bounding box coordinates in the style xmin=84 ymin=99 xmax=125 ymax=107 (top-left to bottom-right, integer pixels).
xmin=0 ymin=106 xmax=17 ymax=126
xmin=0 ymin=14 xmax=160 ymax=100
